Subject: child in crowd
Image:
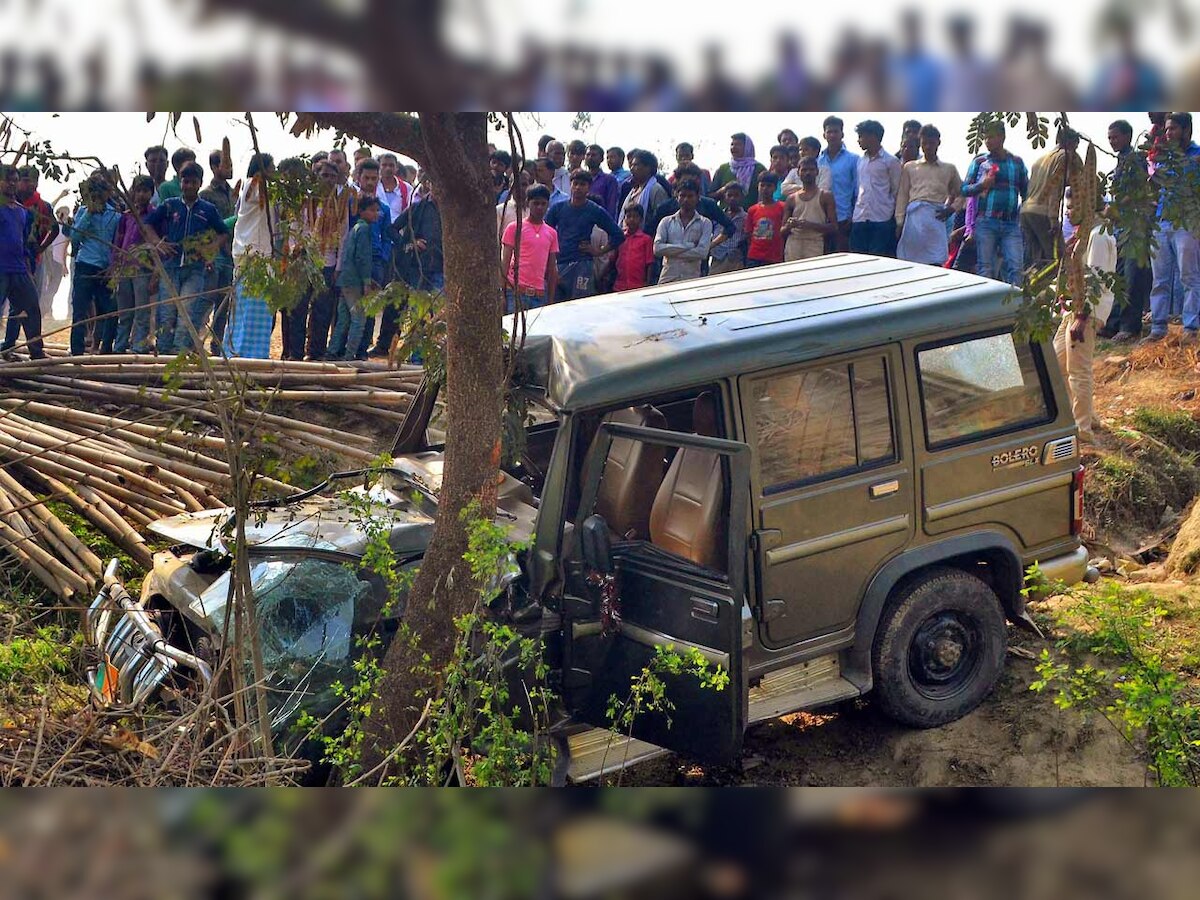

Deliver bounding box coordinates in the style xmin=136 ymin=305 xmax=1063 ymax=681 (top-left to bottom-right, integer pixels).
xmin=331 ymin=196 xmax=381 ymax=360
xmin=708 ymin=181 xmax=747 ymax=274
xmin=745 ymin=172 xmax=785 ymax=267
xmin=113 ymin=175 xmax=156 ymax=353
xmin=613 ymin=203 xmax=654 ymax=291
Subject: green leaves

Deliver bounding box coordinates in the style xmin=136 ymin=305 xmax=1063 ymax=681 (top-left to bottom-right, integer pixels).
xmin=1031 ymin=579 xmax=1200 ymax=786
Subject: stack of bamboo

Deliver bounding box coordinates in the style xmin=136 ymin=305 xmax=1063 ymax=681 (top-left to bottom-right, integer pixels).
xmin=0 ymin=351 xmax=426 ymax=599
xmin=1 ymin=350 xmax=424 ymax=456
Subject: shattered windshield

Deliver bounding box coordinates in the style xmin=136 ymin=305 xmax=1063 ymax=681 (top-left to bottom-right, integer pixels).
xmin=193 ymin=556 xmax=380 ymax=732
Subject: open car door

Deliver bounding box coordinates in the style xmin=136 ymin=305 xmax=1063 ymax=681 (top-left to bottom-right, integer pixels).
xmin=560 ymin=420 xmax=751 ymax=765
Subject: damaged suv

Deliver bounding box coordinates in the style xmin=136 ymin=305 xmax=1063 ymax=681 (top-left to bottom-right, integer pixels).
xmin=85 ymin=253 xmax=1095 ymax=780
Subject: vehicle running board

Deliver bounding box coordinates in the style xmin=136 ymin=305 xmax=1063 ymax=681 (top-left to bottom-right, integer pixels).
xmin=565 ymin=727 xmax=668 ymax=783
xmin=748 ymin=654 xmax=861 ymax=724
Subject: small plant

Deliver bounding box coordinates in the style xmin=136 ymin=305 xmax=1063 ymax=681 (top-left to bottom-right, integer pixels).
xmin=1030 ymin=575 xmax=1200 ymax=786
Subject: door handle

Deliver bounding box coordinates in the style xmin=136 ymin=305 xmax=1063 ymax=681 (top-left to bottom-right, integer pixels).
xmin=870 ymin=480 xmax=900 ymax=499
xmin=750 ymin=529 xmax=782 ymax=552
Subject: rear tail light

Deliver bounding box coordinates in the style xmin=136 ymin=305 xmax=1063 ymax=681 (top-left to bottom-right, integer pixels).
xmin=1071 ymin=466 xmax=1085 ymax=537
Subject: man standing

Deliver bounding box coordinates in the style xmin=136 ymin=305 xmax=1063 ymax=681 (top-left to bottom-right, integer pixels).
xmin=897 ymin=119 xmax=923 ymax=164
xmin=545 ymin=170 xmax=624 ymax=302
xmin=607 ymin=147 xmax=631 ymax=185
xmin=65 ymin=173 xmax=123 ymax=355
xmin=350 ymin=158 xmax=392 ymax=359
xmin=708 ymin=181 xmax=748 ymax=274
xmin=711 ymin=132 xmax=765 ymax=204
xmin=1055 ymin=196 xmax=1117 ymax=444
xmin=0 ymin=164 xmax=45 ymax=359
xmin=1020 ymin=127 xmax=1082 ymax=271
xmin=670 ymin=143 xmax=712 ymax=196
xmin=1145 ymin=112 xmax=1200 ymax=344
xmin=392 ymin=180 xmax=445 ymax=312
xmin=767 ymin=144 xmax=792 ymax=200
xmin=653 ymin=178 xmax=712 ymax=285
xmin=895 ymin=124 xmax=961 ymax=264
xmin=567 ymin=140 xmax=587 ymax=175
xmin=200 ymin=149 xmax=237 ymax=354
xmin=500 ymin=184 xmax=559 ymax=313
xmin=489 ymin=150 xmax=512 ymax=203
xmin=14 ymin=166 xmax=58 ymax=317
xmin=144 ymin=145 xmax=169 ymax=204
xmin=377 ymin=153 xmax=412 ymax=224
xmin=818 ymin=116 xmax=860 ymax=252
xmin=961 ymin=121 xmax=1029 ymax=287
xmin=618 ymin=150 xmax=669 ymax=232
xmin=782 ymin=157 xmax=836 ymax=261
xmin=850 ymin=120 xmax=902 ymax=257
xmin=298 ymin=160 xmax=350 ymax=360
xmin=546 ymin=141 xmax=570 ymax=195
xmin=156 ymin=148 xmax=196 ymax=203
xmin=1099 ymin=119 xmax=1152 ymax=342
xmin=145 ymin=161 xmax=229 ymax=354
xmin=584 ymin=144 xmax=620 ymax=219
xmin=534 ymin=157 xmax=569 ymax=208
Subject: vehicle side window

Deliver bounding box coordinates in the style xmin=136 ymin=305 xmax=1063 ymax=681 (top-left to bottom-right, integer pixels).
xmin=917 ymin=332 xmax=1052 ymax=449
xmin=748 ymin=356 xmax=896 ymax=494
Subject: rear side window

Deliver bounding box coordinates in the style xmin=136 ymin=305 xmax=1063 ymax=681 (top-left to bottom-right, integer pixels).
xmin=917 ymin=332 xmax=1052 ymax=449
xmin=749 ymin=356 xmax=896 ymax=494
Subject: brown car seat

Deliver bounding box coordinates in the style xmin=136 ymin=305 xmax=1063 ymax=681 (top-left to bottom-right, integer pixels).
xmin=649 ymin=392 xmax=727 ymax=571
xmin=595 ymin=405 xmax=667 ymax=540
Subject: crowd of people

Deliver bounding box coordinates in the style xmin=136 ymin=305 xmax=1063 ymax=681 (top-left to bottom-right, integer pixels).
xmin=1 ymin=112 xmax=1197 ymax=442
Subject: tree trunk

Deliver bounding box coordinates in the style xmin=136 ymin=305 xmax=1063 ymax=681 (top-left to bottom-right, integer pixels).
xmin=307 ymin=113 xmax=504 ymax=767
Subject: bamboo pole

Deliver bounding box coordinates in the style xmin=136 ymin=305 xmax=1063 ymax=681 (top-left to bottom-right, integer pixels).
xmin=0 ymin=469 xmax=104 ymax=574
xmin=0 ymin=518 xmax=90 ymax=596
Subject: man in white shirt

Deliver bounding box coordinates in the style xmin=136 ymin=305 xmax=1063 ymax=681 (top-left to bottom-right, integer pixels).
xmin=375 ymin=153 xmax=412 ymax=223
xmin=849 ymin=119 xmax=902 ymax=257
xmin=546 ymin=140 xmax=570 ymax=195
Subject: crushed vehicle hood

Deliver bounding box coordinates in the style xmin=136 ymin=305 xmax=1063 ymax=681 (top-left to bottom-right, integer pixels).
xmin=147 ymin=451 xmax=539 ymax=555
xmin=149 ymin=474 xmax=436 ymax=557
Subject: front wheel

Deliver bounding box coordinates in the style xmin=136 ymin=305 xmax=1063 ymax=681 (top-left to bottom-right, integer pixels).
xmin=871 ymin=567 xmax=1006 ymax=728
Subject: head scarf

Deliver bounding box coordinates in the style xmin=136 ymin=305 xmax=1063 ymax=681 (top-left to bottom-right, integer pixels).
xmin=730 ymin=135 xmax=759 ymax=190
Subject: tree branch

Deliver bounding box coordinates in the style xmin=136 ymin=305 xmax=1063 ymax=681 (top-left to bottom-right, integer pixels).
xmin=292 ymin=113 xmax=426 ymax=165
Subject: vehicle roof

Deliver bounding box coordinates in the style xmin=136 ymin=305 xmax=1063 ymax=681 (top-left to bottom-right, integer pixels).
xmin=512 ymin=253 xmax=1019 ymax=411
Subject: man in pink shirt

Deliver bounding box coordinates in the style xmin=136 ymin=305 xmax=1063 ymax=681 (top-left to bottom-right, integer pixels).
xmin=500 ymin=184 xmax=559 ymax=313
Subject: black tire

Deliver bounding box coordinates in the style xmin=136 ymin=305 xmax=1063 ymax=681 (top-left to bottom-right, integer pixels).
xmin=871 ymin=566 xmax=1006 ymax=728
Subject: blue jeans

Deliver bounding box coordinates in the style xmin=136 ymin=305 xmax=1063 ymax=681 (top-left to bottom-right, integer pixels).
xmin=70 ymin=261 xmax=115 ymax=355
xmin=330 ymin=285 xmax=366 ymax=360
xmin=1149 ymin=223 xmax=1200 ymax=336
xmin=504 ymin=289 xmax=550 ymax=315
xmin=115 ymin=272 xmax=152 ymax=353
xmin=973 ymin=217 xmax=1024 ymax=287
xmin=157 ymin=262 xmax=210 ymax=354
xmin=0 ymin=270 xmax=45 ymax=357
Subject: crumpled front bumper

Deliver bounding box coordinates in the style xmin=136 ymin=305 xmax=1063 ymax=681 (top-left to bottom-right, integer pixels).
xmin=84 ymin=559 xmax=213 ymax=708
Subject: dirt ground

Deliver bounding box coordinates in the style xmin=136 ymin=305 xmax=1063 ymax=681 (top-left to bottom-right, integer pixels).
xmin=625 ymin=623 xmax=1148 ymax=787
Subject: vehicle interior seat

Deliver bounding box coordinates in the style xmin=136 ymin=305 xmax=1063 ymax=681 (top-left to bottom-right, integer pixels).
xmin=649 ymin=392 xmax=727 ymax=572
xmin=595 ymin=405 xmax=668 ymax=540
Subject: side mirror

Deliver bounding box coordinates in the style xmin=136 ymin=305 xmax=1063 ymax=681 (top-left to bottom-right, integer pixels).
xmin=580 ymin=514 xmax=613 ymax=574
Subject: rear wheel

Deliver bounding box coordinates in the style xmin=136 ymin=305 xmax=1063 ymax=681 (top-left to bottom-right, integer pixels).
xmin=872 ymin=567 xmax=1006 ymax=728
